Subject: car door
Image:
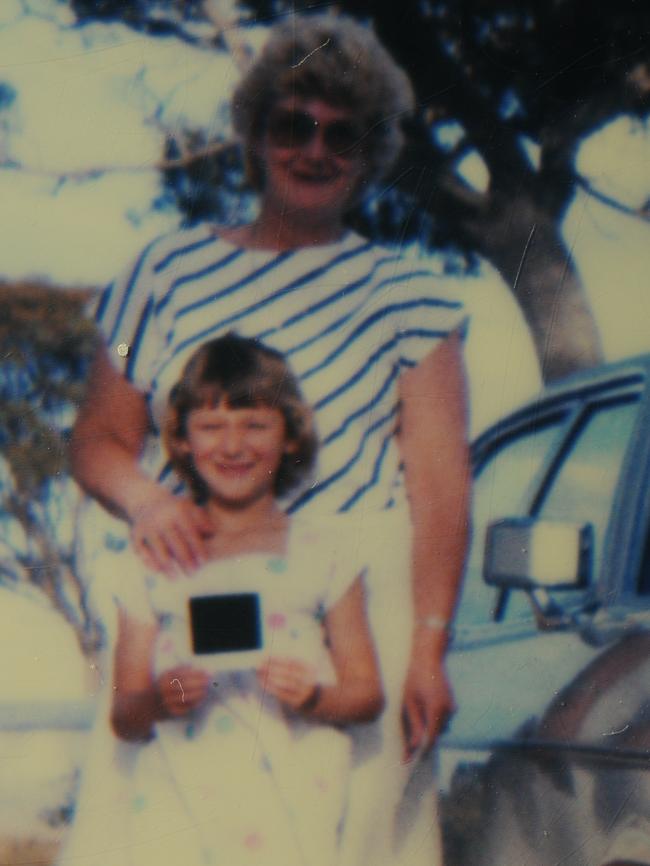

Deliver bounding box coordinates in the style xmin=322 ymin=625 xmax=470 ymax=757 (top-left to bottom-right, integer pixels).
xmin=440 ymin=361 xmax=650 ymax=866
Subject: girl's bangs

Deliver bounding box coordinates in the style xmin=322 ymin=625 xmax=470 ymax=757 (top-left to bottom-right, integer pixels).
xmin=194 ymin=372 xmax=285 ymax=411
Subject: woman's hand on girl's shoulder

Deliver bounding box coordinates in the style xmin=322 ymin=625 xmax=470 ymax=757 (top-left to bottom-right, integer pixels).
xmin=257 ymin=657 xmax=320 ymax=714
xmin=156 ymin=665 xmax=212 ymax=717
xmin=130 ymin=490 xmax=213 ymax=577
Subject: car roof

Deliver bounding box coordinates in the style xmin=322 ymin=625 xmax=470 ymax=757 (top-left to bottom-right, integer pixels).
xmin=472 ymin=352 xmax=650 ymax=458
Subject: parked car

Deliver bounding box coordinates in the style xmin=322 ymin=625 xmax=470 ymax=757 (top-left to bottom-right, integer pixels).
xmin=440 ymin=353 xmax=650 ymax=866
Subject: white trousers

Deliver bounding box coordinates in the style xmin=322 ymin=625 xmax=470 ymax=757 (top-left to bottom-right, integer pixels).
xmin=336 ymin=508 xmax=443 ymax=866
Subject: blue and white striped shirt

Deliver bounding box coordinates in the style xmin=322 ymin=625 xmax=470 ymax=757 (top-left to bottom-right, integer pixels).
xmin=97 ymin=225 xmax=466 ymax=517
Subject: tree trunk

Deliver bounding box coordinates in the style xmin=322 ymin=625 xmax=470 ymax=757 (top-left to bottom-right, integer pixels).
xmin=392 ymin=140 xmax=605 ymax=383
xmin=471 ymin=196 xmax=604 ymax=382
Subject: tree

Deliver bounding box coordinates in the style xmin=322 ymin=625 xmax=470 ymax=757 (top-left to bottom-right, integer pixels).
xmin=242 ymin=0 xmax=650 ymax=380
xmin=0 ymin=283 xmax=101 ymax=649
xmin=70 ymin=0 xmax=650 ymax=381
xmin=5 ymin=0 xmax=649 ymax=384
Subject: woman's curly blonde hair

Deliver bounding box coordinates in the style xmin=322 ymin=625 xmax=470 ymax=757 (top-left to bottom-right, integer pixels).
xmin=231 ymin=15 xmax=415 ymax=190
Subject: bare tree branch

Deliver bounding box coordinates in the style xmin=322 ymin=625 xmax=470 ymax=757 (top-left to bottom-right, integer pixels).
xmin=0 ymin=138 xmax=237 ymax=182
xmin=574 ymin=173 xmax=650 ymax=222
xmin=201 ymin=0 xmax=255 ymax=70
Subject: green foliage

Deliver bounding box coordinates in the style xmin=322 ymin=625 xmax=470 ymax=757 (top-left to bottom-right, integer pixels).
xmin=0 ymin=283 xmax=98 ymax=485
xmin=162 ymin=132 xmax=256 ymax=227
xmin=0 ymin=283 xmax=101 ymax=648
xmin=240 ymin=0 xmax=650 ymax=238
xmin=234 ymin=0 xmax=646 ymax=376
xmin=71 ymin=0 xmax=213 ymax=42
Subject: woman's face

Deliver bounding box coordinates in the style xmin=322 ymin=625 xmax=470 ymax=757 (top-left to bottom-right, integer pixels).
xmin=256 ymin=97 xmax=367 ymax=223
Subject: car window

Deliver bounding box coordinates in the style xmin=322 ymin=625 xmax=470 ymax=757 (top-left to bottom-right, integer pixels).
xmin=504 ymin=398 xmax=640 ymax=621
xmin=456 ymin=417 xmax=566 ymax=627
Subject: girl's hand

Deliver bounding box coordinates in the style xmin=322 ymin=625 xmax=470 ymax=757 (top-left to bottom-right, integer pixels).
xmin=156 ymin=665 xmax=211 ymax=717
xmin=130 ymin=489 xmax=213 ymax=577
xmin=257 ymin=657 xmax=320 ymax=714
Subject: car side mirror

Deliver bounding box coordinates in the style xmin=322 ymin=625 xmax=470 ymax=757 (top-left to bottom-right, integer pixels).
xmin=484 ymin=518 xmax=593 ymax=592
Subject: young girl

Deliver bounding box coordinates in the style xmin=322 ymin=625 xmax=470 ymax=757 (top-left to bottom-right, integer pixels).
xmin=62 ymin=333 xmax=383 ymax=866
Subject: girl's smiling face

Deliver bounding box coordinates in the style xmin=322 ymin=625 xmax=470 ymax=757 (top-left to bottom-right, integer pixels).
xmin=182 ymin=402 xmax=293 ymax=510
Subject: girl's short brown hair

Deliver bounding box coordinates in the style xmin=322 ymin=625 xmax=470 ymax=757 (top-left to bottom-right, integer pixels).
xmin=164 ymin=333 xmax=317 ymax=500
xmin=231 ymin=14 xmax=415 ymax=190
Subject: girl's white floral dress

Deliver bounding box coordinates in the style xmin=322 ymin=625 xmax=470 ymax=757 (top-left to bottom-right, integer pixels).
xmin=60 ymin=518 xmax=363 ymax=866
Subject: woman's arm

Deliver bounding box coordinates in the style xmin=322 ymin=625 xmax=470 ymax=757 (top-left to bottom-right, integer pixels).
xmin=397 ymin=330 xmax=472 ymax=759
xmin=71 ymin=346 xmax=157 ymax=517
xmin=258 ymin=576 xmax=384 ymax=724
xmin=71 ymin=346 xmax=211 ymax=573
xmin=111 ymin=608 xmax=211 ymax=741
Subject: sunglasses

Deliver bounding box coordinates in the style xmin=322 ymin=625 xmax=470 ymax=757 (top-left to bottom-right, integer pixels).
xmin=266 ymin=108 xmax=364 ymax=156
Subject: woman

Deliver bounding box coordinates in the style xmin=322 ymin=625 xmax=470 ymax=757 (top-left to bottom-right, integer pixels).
xmin=72 ymin=15 xmax=471 ymax=866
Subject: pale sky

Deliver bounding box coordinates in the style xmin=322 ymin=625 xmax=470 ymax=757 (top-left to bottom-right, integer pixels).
xmin=568 ymin=118 xmax=650 ymax=361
